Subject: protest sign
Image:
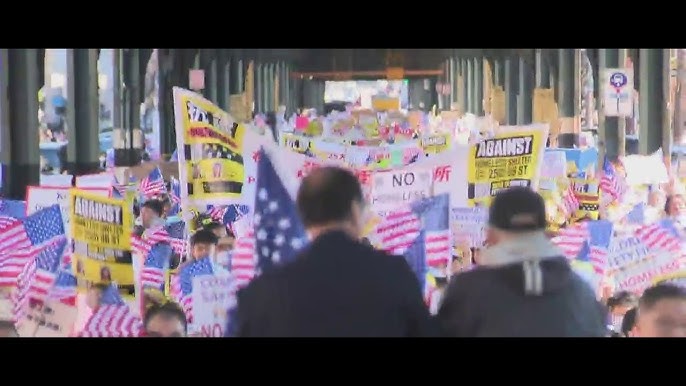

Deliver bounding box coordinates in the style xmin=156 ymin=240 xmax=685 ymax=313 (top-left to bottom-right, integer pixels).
xmin=190 ymin=274 xmax=234 ymax=337
xmin=40 ymin=174 xmax=73 ymax=187
xmin=451 ymin=207 xmax=488 ymax=248
xmin=467 ymin=125 xmax=548 ymax=206
xmin=16 ymin=300 xmax=78 ymax=337
xmin=70 ymin=189 xmax=133 ymax=286
xmin=371 ymin=168 xmax=433 ymax=214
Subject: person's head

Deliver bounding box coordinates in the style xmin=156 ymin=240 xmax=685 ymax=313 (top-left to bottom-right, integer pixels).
xmin=0 ymin=320 xmax=18 ymax=337
xmin=635 ymin=284 xmax=686 ymax=337
xmin=621 ymin=307 xmax=638 ymax=337
xmin=143 ymin=302 xmax=187 ymax=337
xmin=190 ymin=229 xmax=219 ymax=260
xmin=86 ymin=283 xmax=110 ymax=309
xmin=607 ymin=291 xmax=638 ymax=331
xmin=665 ymin=194 xmax=686 ymax=217
xmin=160 ymin=196 xmax=172 ymax=217
xmin=296 ymin=167 xmax=365 ymax=239
xmin=648 ymin=190 xmax=666 ymax=208
xmin=203 ymin=221 xmax=227 ymax=239
xmin=140 ymin=200 xmax=164 ymax=228
xmin=486 ymin=187 xmax=547 ymax=246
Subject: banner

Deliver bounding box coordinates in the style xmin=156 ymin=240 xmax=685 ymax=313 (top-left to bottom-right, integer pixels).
xmin=16 ymin=300 xmax=78 ymax=337
xmin=173 ymin=87 xmax=252 ymax=206
xmin=451 ymin=207 xmax=488 ymax=248
xmin=467 ymin=125 xmax=548 ymax=206
xmin=421 ymin=133 xmax=451 ymax=155
xmin=70 ymin=189 xmax=134 ymax=286
xmin=26 ymin=186 xmax=110 ymax=239
xmin=190 ymin=274 xmax=234 ymax=337
xmin=572 ymin=178 xmax=600 ymax=220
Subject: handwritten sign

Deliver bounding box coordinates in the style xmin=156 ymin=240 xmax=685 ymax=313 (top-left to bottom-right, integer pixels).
xmin=371 ymin=169 xmax=433 ymax=213
xmin=451 ymin=207 xmax=488 ymax=248
xmin=190 ymin=274 xmax=234 ymax=337
xmin=613 ymin=250 xmax=682 ymax=294
xmin=16 ymin=300 xmax=78 ymax=337
xmin=606 ymin=236 xmax=650 ymax=271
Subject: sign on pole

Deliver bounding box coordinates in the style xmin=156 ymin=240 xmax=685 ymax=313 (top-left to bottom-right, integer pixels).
xmin=603 ymin=68 xmax=633 ymax=117
xmin=189 ymin=69 xmax=205 ymax=91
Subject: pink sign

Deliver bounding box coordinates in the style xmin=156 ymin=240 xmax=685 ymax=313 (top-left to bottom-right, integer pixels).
xmin=189 ymin=69 xmax=205 ymax=91
xmin=295 ymin=116 xmax=309 ymax=131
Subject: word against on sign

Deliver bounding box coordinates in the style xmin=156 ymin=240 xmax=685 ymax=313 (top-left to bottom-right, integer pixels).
xmin=371 ymin=169 xmax=433 ymax=213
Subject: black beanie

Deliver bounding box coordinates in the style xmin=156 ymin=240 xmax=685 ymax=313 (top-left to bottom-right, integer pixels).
xmin=488 ymin=187 xmax=547 ymax=232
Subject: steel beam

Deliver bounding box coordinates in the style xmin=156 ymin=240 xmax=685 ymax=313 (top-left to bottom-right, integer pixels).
xmin=598 ymin=49 xmax=620 ymax=161
xmin=466 ymin=58 xmax=474 ymax=113
xmin=558 ymin=49 xmax=576 ymax=117
xmin=504 ymin=57 xmax=518 ymax=125
xmin=518 ymin=56 xmax=533 ymax=124
xmin=5 ymin=49 xmax=40 ymax=197
xmin=535 ymin=49 xmax=551 ymax=88
xmin=473 ymin=57 xmax=484 ymax=116
xmin=639 ymin=49 xmax=668 ymax=155
xmin=460 ymin=58 xmax=468 ymax=114
xmin=216 ymin=50 xmax=228 ymax=111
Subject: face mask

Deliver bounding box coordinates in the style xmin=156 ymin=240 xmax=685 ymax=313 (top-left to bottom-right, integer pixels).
xmin=611 ymin=315 xmax=624 ymax=333
xmin=215 ymin=250 xmax=232 ymax=269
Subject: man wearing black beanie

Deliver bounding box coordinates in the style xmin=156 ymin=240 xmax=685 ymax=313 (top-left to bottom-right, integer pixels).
xmin=437 ymin=187 xmax=607 ymax=337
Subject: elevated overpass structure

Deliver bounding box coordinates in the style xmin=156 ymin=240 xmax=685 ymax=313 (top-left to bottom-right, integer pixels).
xmin=0 ymin=49 xmax=668 ymax=199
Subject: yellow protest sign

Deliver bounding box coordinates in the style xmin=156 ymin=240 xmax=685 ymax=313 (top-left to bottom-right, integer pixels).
xmin=71 ymin=189 xmax=131 ymax=250
xmin=467 ymin=128 xmax=546 ymax=206
xmin=421 ymin=133 xmax=451 ymax=155
xmin=174 ymin=88 xmax=248 ymax=201
xmin=572 ymin=178 xmax=600 ymax=220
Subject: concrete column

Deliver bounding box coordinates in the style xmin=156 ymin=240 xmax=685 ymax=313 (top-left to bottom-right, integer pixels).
xmin=639 ymin=49 xmax=669 ymax=155
xmin=494 ymin=58 xmax=505 ymax=88
xmin=216 ymin=50 xmax=228 ymax=111
xmin=449 ymin=57 xmax=457 ymax=105
xmin=518 ymin=56 xmax=533 ymax=124
xmin=504 ymin=57 xmax=518 ymax=125
xmin=1 ymin=49 xmax=41 ymax=198
xmin=474 ymin=57 xmax=484 ymax=116
xmin=66 ymin=49 xmax=101 ymax=175
xmin=264 ymin=63 xmax=273 ymax=112
xmin=254 ymin=62 xmax=263 ymax=114
xmin=535 ymin=49 xmax=551 ymax=88
xmin=460 ymin=58 xmax=468 ymax=114
xmin=206 ymin=53 xmax=218 ymax=103
xmin=558 ymin=49 xmax=576 ymax=118
xmin=466 ymin=58 xmax=474 ymax=113
xmin=112 ymin=49 xmax=122 ymax=129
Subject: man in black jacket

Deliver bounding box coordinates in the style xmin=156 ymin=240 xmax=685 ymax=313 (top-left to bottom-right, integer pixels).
xmin=437 ymin=187 xmax=607 ymax=337
xmin=233 ymin=167 xmax=436 ymax=337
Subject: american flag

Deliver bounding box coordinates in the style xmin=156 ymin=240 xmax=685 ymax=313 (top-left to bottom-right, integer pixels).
xmin=80 ymin=285 xmax=142 ymax=337
xmin=170 ymin=257 xmax=214 ymax=323
xmin=168 ymin=178 xmax=181 ymax=216
xmin=11 ymin=238 xmax=67 ymax=321
xmin=562 ymin=183 xmax=580 ymax=217
xmin=573 ymin=220 xmax=613 ymax=276
xmin=0 ymin=206 xmax=65 ymax=287
xmin=139 ymin=167 xmax=167 ymax=198
xmin=0 ymin=199 xmax=27 ymax=220
xmin=635 ymin=222 xmax=681 ymax=253
xmin=600 ymin=157 xmax=626 ymax=203
xmin=253 ymin=148 xmax=308 ymax=274
xmin=231 ymin=230 xmax=256 ymax=288
xmin=375 ymin=209 xmax=421 ymax=256
xmin=48 ymin=270 xmax=78 ymax=306
xmin=140 ymin=243 xmax=172 ymax=290
xmin=111 ymin=175 xmax=128 ymax=199
xmin=132 ymin=226 xmax=186 ymax=256
xmin=552 ymin=222 xmax=588 ymax=259
xmin=207 ymin=204 xmax=250 ymax=225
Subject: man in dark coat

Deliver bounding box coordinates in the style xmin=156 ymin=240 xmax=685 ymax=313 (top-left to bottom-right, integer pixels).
xmin=437 ymin=187 xmax=607 ymax=337
xmin=232 ymin=167 xmax=436 ymax=337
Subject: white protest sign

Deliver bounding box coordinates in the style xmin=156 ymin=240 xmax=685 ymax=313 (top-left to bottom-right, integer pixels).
xmin=451 ymin=207 xmax=488 ymax=248
xmin=371 ymin=169 xmax=433 ymax=214
xmin=603 ymin=68 xmax=633 ymax=117
xmin=75 ymin=172 xmax=114 ymax=189
xmin=606 ymin=236 xmax=650 ymax=271
xmin=26 ymin=186 xmax=110 ymax=239
xmin=40 ymin=174 xmax=73 ymax=187
xmin=540 ymin=151 xmax=567 ymax=179
xmin=190 ymin=273 xmax=234 ymax=337
xmin=613 ymin=250 xmax=682 ymax=294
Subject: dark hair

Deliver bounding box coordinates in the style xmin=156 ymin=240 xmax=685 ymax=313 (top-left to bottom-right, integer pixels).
xmin=607 ymin=291 xmax=638 ymax=310
xmin=639 ymin=284 xmax=686 ymax=312
xmin=621 ymin=307 xmax=638 ymax=336
xmin=296 ymin=167 xmax=364 ymax=228
xmin=141 ymin=200 xmax=164 ymax=217
xmin=202 ymin=221 xmax=225 ymax=233
xmin=143 ymin=302 xmax=187 ymax=334
xmin=190 ymin=229 xmax=219 ymax=246
xmin=0 ymin=320 xmax=18 ymax=336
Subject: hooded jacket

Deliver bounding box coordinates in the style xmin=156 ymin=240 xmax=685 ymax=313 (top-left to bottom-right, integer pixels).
xmin=437 ymin=232 xmax=607 ymax=337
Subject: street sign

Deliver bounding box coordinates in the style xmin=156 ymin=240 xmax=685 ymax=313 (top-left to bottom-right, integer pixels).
xmin=603 ymin=68 xmax=633 ymax=117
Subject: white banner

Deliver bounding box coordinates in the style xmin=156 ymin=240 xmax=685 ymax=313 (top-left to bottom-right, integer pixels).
xmin=371 ymin=169 xmax=433 ymax=214
xmin=190 ymin=274 xmax=234 ymax=337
